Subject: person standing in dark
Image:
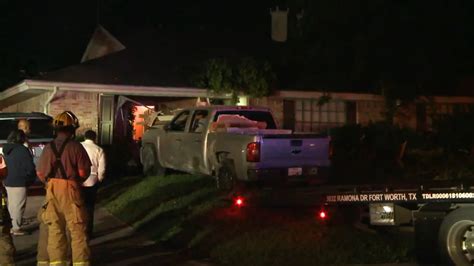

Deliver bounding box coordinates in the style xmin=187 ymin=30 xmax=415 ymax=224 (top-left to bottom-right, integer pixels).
xmin=81 ymin=130 xmax=106 ymax=238
xmin=3 ymin=130 xmax=36 ymax=236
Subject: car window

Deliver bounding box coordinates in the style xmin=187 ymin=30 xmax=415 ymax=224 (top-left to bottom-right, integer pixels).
xmin=168 ymin=111 xmax=190 ymax=132
xmin=0 ymin=119 xmax=53 ymax=140
xmin=190 ymin=110 xmax=209 ymax=133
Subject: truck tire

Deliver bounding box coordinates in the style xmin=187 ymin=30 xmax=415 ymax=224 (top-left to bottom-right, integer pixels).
xmin=141 ymin=144 xmax=166 ymax=177
xmin=217 ymin=160 xmax=236 ymax=192
xmin=438 ymin=207 xmax=474 ymax=266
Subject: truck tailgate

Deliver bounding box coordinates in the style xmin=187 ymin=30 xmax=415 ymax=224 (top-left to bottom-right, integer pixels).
xmin=259 ymin=135 xmax=330 ymax=168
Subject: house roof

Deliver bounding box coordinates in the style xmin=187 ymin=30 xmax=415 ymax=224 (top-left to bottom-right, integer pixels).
xmin=81 ymin=25 xmax=126 ymax=63
xmin=37 ymin=28 xmax=274 ymax=88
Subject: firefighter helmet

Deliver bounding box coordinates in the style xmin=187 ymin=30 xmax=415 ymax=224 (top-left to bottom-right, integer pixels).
xmin=53 ymin=111 xmax=79 ymax=129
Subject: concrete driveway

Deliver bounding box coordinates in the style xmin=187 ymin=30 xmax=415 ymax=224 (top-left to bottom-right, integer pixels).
xmin=13 ymin=194 xmax=187 ymax=266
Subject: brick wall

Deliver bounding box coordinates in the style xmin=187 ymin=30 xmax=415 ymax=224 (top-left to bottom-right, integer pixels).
xmin=249 ymin=97 xmax=284 ymax=128
xmin=394 ymin=103 xmax=417 ymax=129
xmin=155 ymin=98 xmax=197 ymax=114
xmin=356 ymin=100 xmax=386 ymax=125
xmin=49 ymin=91 xmax=99 ymax=136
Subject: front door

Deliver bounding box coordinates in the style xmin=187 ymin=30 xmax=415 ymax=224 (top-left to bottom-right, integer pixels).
xmin=99 ymin=95 xmax=114 ymax=145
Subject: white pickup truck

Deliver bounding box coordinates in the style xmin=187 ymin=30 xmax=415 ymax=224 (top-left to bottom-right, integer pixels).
xmin=140 ymin=106 xmax=331 ymax=190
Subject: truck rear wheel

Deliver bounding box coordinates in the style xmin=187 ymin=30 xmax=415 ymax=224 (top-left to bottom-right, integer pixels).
xmin=141 ymin=144 xmax=166 ymax=177
xmin=217 ymin=160 xmax=236 ymax=192
xmin=438 ymin=207 xmax=474 ymax=266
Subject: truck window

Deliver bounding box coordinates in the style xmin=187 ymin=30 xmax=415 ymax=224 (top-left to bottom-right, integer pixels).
xmin=191 ymin=110 xmax=209 ymax=133
xmin=214 ymin=111 xmax=277 ymax=129
xmin=0 ymin=119 xmax=53 ymax=140
xmin=168 ymin=111 xmax=190 ymax=131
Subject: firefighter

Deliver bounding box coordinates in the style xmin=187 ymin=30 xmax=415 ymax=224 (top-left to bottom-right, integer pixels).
xmin=36 ymin=111 xmax=91 ymax=266
xmin=0 ymin=155 xmax=15 ymax=265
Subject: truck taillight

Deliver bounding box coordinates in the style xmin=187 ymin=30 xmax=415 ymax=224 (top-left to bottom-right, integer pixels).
xmin=246 ymin=142 xmax=260 ymax=162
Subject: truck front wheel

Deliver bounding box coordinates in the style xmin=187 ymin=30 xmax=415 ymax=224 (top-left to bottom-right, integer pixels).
xmin=438 ymin=206 xmax=474 ymax=266
xmin=141 ymin=144 xmax=166 ymax=177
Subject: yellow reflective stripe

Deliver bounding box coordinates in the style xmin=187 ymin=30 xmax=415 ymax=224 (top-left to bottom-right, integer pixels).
xmin=37 ymin=261 xmax=49 ymax=265
xmin=72 ymin=262 xmax=89 ymax=265
xmin=50 ymin=261 xmax=68 ymax=265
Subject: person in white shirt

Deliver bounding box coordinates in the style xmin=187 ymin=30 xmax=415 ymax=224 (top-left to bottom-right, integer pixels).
xmin=81 ymin=130 xmax=106 ymax=238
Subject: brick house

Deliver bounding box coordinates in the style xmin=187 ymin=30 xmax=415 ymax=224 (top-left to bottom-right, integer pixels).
xmin=1 ymin=26 xmax=473 ymax=144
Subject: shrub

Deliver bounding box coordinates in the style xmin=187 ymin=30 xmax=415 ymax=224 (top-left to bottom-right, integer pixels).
xmin=432 ymin=111 xmax=474 ymax=154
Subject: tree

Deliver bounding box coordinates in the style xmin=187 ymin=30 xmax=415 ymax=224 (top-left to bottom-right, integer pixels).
xmin=194 ymin=57 xmax=276 ymax=104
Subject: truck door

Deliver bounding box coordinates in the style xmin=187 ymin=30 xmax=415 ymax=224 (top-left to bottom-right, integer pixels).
xmin=159 ymin=110 xmax=191 ymax=170
xmin=181 ymin=109 xmax=209 ymax=174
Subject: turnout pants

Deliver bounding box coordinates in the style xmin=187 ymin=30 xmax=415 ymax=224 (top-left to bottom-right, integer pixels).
xmin=37 ymin=206 xmax=72 ymax=265
xmin=42 ymin=179 xmax=89 ymax=266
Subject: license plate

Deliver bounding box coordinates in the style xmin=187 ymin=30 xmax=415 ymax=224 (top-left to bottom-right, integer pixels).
xmin=369 ymin=203 xmax=395 ymax=226
xmin=288 ymin=167 xmax=303 ymax=176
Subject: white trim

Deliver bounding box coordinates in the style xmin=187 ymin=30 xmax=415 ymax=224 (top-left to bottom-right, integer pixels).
xmin=0 ymin=81 xmax=44 ymax=102
xmin=0 ymin=80 xmax=232 ymax=108
xmin=20 ymin=79 xmax=231 ymax=98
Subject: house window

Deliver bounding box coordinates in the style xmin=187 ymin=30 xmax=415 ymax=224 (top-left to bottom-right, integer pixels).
xmin=426 ymin=103 xmax=474 ymax=130
xmin=294 ymin=99 xmax=347 ymax=133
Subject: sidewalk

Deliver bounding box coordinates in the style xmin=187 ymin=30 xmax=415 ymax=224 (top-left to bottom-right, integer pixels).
xmin=13 ymin=195 xmax=194 ymax=266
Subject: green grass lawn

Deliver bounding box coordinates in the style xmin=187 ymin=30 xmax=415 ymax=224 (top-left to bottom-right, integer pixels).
xmin=101 ymin=174 xmax=416 ymax=265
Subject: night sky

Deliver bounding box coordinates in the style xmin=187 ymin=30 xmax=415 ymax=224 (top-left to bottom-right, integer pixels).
xmin=1 ymin=0 xmax=474 ymax=95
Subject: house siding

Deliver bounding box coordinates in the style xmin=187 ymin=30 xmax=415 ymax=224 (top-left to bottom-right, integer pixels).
xmin=1 ymin=93 xmax=49 ymax=113
xmin=252 ymin=94 xmax=474 ymax=132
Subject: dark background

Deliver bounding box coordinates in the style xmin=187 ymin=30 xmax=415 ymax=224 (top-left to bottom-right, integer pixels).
xmin=1 ymin=0 xmax=474 ymax=95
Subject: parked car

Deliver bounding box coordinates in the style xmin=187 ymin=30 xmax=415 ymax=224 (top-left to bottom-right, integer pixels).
xmin=0 ymin=112 xmax=54 ymax=169
xmin=140 ymin=106 xmax=331 ymax=190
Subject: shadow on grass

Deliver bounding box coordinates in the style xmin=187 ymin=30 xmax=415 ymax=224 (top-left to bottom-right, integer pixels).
xmin=98 ymin=175 xmax=143 ymax=205
xmin=108 ymin=177 xmax=214 ymax=224
xmin=135 ymin=188 xmax=219 ymax=244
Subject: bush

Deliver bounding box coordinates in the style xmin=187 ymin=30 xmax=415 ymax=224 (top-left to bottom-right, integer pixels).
xmin=403 ymin=149 xmax=474 ymax=181
xmin=329 ymin=122 xmax=418 ymax=183
xmin=432 ymin=111 xmax=474 ymax=154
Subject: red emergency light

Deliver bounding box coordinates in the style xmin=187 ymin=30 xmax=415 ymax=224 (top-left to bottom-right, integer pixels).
xmin=318 ymin=210 xmax=327 ymax=220
xmin=234 ymin=196 xmax=245 ymax=207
